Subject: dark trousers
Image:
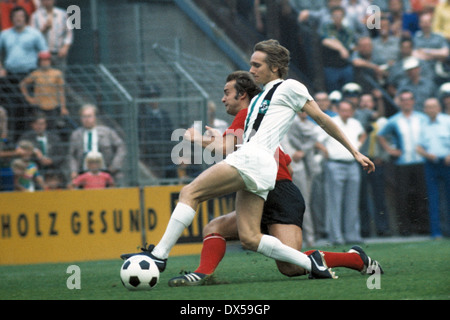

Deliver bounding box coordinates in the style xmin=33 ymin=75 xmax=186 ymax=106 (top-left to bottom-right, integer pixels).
xmin=424 ymin=160 xmax=450 ymax=237
xmin=0 ymin=72 xmax=34 ymax=141
xmin=394 ymin=163 xmax=429 ymax=235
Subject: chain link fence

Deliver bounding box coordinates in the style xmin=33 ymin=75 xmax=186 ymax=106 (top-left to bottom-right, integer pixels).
xmin=0 ymin=43 xmax=233 ymax=191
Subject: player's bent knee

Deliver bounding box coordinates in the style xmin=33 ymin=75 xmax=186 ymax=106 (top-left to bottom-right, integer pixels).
xmin=239 ymin=235 xmax=260 ymax=252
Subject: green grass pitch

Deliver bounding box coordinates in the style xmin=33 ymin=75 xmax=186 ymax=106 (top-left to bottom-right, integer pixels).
xmin=0 ymin=239 xmax=449 ymax=300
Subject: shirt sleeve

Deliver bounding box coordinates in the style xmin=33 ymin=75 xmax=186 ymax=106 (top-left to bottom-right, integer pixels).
xmin=275 ymin=80 xmax=313 ymax=112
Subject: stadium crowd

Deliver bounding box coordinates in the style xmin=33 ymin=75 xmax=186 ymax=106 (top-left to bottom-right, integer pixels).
xmin=0 ymin=0 xmax=449 ymax=241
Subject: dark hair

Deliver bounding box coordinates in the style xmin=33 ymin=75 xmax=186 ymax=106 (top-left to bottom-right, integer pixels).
xmin=10 ymin=6 xmax=29 ymax=24
xmin=253 ymin=40 xmax=290 ymax=79
xmin=226 ymin=71 xmax=262 ymax=101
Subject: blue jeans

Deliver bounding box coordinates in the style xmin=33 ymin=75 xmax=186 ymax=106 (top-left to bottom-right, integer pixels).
xmin=424 ymin=160 xmax=450 ymax=237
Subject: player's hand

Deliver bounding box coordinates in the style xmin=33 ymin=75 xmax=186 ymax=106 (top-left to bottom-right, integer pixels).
xmin=355 ymin=152 xmax=375 ymax=174
xmin=204 ymin=126 xmax=221 ymax=138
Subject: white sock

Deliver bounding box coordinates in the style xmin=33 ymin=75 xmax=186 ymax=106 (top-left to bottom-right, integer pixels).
xmin=257 ymin=234 xmax=312 ymax=271
xmin=152 ymin=202 xmax=196 ymax=259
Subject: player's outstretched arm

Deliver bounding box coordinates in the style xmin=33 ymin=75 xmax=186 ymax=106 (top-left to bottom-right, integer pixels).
xmin=302 ymin=100 xmax=375 ymax=174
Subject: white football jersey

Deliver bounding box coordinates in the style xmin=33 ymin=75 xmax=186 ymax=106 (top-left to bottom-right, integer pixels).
xmin=243 ymin=79 xmax=313 ymax=154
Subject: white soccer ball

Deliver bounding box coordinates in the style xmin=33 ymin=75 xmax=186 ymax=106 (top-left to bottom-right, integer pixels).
xmin=120 ymin=255 xmax=160 ymax=291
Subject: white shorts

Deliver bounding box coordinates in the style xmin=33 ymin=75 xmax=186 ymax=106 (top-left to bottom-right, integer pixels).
xmin=223 ymin=144 xmax=277 ymax=200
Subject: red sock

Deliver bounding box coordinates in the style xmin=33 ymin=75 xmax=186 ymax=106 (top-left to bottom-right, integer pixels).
xmin=304 ymin=250 xmax=364 ymax=271
xmin=194 ymin=233 xmax=226 ymax=275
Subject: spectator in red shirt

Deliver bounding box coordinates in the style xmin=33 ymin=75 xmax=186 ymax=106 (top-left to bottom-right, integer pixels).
xmin=69 ymin=151 xmax=114 ymax=189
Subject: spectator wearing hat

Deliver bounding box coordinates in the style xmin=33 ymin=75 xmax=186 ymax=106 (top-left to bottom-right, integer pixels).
xmin=397 ymin=56 xmax=437 ymax=112
xmin=20 ymin=51 xmax=67 ymax=131
xmin=387 ymin=37 xmax=434 ymax=90
xmin=438 ymin=82 xmax=450 ymax=115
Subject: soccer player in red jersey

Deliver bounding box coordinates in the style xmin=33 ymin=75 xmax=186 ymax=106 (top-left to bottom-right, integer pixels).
xmin=167 ymin=71 xmax=382 ymax=286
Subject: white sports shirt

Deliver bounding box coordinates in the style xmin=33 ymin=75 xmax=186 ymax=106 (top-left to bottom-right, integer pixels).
xmin=243 ymin=78 xmax=313 ymax=154
xmin=223 ymin=78 xmax=313 ymax=199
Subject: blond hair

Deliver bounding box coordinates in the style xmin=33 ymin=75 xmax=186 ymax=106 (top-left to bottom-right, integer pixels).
xmin=84 ymin=151 xmax=105 ymax=168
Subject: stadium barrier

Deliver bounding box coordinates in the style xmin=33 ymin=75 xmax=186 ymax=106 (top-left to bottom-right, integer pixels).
xmin=0 ymin=186 xmax=235 ymax=265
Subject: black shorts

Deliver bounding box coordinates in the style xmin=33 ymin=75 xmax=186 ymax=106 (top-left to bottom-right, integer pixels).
xmin=261 ymin=180 xmax=305 ymax=233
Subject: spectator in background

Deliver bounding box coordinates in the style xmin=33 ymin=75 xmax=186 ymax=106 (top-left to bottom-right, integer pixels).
xmin=0 ymin=0 xmax=38 ymax=31
xmin=319 ymin=100 xmax=366 ymax=245
xmin=372 ymin=16 xmax=400 ymax=68
xmin=438 ymin=82 xmax=450 ymax=115
xmin=410 ymin=0 xmax=439 ymax=14
xmin=69 ymin=151 xmax=115 ymax=190
xmin=358 ymin=93 xmax=392 ymax=237
xmin=352 ymin=37 xmax=388 ymax=90
xmin=387 ymin=37 xmax=434 ymax=90
xmin=432 ymin=0 xmax=450 ymax=43
xmin=413 ymin=12 xmax=450 ymax=80
xmin=12 ymin=139 xmax=46 ymax=191
xmin=377 ymin=89 xmax=429 ymax=236
xmin=384 ymin=0 xmax=419 ymax=38
xmin=31 ymin=0 xmax=74 ymax=70
xmin=282 ymin=111 xmax=323 ymax=247
xmin=19 ymin=112 xmax=66 ymax=183
xmin=69 ymin=104 xmax=126 ymax=185
xmin=321 ymin=6 xmax=356 ymax=92
xmin=416 ymin=98 xmax=450 ymax=239
xmin=397 ymin=56 xmax=437 ymax=111
xmin=138 ymin=84 xmax=177 ymax=179
xmin=19 ymin=51 xmax=67 ymax=131
xmin=0 ymin=6 xmax=47 ymax=140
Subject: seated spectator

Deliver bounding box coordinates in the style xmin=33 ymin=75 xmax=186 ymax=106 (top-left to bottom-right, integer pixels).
xmin=383 ymin=0 xmax=419 ymax=37
xmin=352 ymin=36 xmax=388 ymax=89
xmin=372 ymin=15 xmax=400 ymax=67
xmin=11 ymin=140 xmax=46 ymax=191
xmin=397 ymin=56 xmax=437 ymax=111
xmin=31 ymin=0 xmax=74 ymax=70
xmin=387 ymin=37 xmax=434 ymax=90
xmin=19 ymin=112 xmax=66 ymax=182
xmin=321 ymin=6 xmax=356 ymax=92
xmin=340 ymin=0 xmax=370 ymax=37
xmin=20 ymin=51 xmax=68 ymax=131
xmin=69 ymin=104 xmax=126 ymax=185
xmin=69 ymin=151 xmax=115 ymax=190
xmin=413 ymin=12 xmax=450 ymax=79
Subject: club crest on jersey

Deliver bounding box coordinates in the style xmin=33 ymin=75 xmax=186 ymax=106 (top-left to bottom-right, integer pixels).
xmin=259 ymin=100 xmax=270 ymax=114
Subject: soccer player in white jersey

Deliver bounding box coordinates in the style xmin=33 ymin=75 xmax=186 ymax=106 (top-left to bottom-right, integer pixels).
xmin=122 ymin=40 xmax=375 ymax=279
